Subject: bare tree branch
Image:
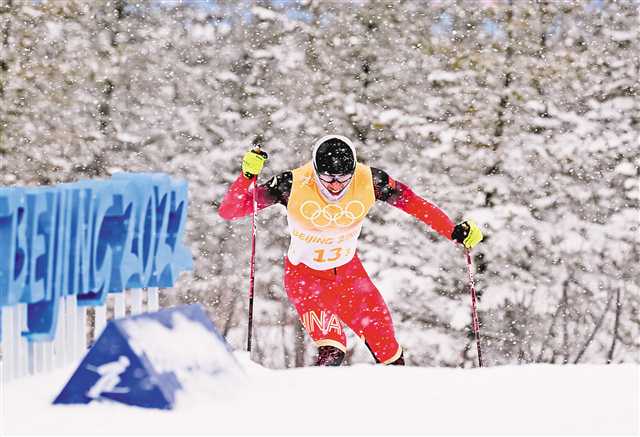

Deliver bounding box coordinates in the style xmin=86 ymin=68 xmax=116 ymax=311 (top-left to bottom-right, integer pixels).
xmin=574 ymin=288 xmax=615 ymax=364
xmin=607 ymin=287 xmax=622 ymax=364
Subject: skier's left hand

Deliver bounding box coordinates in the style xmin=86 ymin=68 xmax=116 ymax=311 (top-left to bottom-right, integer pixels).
xmin=242 ymin=147 xmax=269 ymax=179
xmin=452 ymin=220 xmax=483 ymax=249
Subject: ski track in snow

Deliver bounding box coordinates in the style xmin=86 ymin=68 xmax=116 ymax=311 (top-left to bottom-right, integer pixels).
xmin=1 ymin=354 xmax=638 ymax=436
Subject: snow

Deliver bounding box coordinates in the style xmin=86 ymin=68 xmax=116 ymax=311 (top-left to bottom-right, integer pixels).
xmin=449 ymin=305 xmax=471 ymax=330
xmin=605 ymin=29 xmax=637 ymax=42
xmin=116 ymin=132 xmax=142 ymax=144
xmin=2 ymin=355 xmax=638 ymax=435
xmin=376 ymin=109 xmax=404 ymax=125
xmin=121 ymin=312 xmax=244 ymax=380
xmin=615 ymin=162 xmax=637 ymax=177
xmin=252 ymin=6 xmax=279 ymax=22
xmin=427 ymin=70 xmax=465 ymax=83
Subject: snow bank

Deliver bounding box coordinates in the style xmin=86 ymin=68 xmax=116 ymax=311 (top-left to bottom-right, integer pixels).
xmin=1 ymin=356 xmax=638 ymax=435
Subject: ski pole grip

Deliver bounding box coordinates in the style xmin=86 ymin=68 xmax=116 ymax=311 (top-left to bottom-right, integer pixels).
xmin=242 ymin=147 xmax=268 ymax=179
xmin=252 ymin=146 xmax=268 ymax=159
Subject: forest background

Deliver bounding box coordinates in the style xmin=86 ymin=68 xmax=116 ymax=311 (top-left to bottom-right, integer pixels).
xmin=1 ymin=0 xmax=638 ymax=368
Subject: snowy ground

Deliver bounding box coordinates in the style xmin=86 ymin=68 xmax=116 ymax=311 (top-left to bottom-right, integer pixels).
xmin=1 ymin=354 xmax=638 ymax=436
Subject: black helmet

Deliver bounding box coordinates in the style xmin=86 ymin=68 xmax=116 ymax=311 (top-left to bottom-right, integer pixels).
xmin=313 ymin=136 xmax=356 ymax=175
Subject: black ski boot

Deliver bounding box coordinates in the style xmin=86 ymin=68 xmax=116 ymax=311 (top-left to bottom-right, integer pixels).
xmin=315 ymin=345 xmax=345 ymax=366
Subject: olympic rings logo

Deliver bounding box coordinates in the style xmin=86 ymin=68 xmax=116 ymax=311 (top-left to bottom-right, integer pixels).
xmin=300 ymin=200 xmax=365 ymax=228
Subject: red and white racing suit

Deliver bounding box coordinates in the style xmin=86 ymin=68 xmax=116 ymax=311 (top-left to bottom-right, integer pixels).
xmin=219 ymin=162 xmax=454 ymax=364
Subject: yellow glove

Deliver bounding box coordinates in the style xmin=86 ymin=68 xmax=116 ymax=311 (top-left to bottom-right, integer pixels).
xmin=242 ymin=147 xmax=268 ymax=179
xmin=451 ymin=220 xmax=483 ymax=249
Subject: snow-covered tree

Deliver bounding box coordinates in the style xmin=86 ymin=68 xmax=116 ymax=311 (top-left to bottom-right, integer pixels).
xmin=1 ymin=0 xmax=637 ymax=368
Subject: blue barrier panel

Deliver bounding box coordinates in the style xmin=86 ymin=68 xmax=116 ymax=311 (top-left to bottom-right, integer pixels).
xmin=23 ymin=188 xmax=60 ymax=341
xmin=111 ymin=173 xmax=193 ymax=288
xmin=111 ymin=173 xmax=157 ymax=289
xmin=146 ymin=173 xmax=174 ymax=288
xmin=22 ymin=189 xmax=48 ymax=304
xmin=157 ymin=178 xmax=192 ymax=287
xmin=60 ymin=182 xmax=90 ymax=298
xmin=0 ymin=174 xmax=193 ymax=343
xmin=53 ymin=304 xmax=244 ymax=409
xmin=100 ymin=178 xmax=136 ymax=294
xmin=0 ymin=188 xmax=27 ymax=307
xmin=73 ymin=180 xmax=114 ymax=307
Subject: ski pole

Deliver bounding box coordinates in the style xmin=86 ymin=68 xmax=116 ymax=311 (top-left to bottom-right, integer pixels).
xmin=464 ymin=248 xmax=483 ymax=367
xmin=247 ymin=176 xmax=257 ymax=353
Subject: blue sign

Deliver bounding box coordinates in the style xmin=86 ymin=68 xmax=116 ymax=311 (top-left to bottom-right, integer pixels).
xmin=53 ymin=305 xmax=244 ymax=410
xmin=0 ymin=173 xmax=193 ymax=342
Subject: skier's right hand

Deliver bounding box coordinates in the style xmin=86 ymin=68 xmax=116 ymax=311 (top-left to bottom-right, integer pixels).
xmin=242 ymin=147 xmax=268 ymax=179
xmin=451 ymin=220 xmax=483 ymax=249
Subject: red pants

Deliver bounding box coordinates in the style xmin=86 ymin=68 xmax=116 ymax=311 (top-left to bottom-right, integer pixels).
xmin=284 ymin=254 xmax=402 ymax=364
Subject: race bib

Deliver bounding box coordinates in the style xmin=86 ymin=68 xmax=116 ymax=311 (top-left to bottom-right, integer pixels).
xmin=286 ymin=162 xmax=375 ymax=270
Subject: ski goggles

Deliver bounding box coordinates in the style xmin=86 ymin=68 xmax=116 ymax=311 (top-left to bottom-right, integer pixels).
xmin=317 ymin=172 xmax=353 ymax=184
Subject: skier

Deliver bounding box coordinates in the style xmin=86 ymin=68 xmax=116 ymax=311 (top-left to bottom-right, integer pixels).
xmin=218 ymin=135 xmax=483 ymax=366
xmin=86 ymin=356 xmax=131 ymax=399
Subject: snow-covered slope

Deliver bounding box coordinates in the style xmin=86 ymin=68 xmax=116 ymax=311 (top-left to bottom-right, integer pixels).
xmin=1 ymin=354 xmax=638 ymax=435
